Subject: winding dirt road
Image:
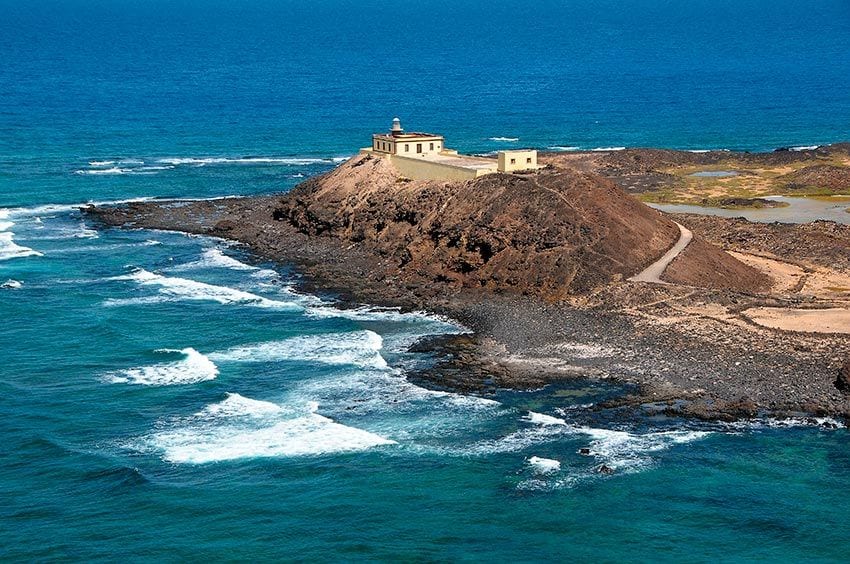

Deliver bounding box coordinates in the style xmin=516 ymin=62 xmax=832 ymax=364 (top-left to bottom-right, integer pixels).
xmin=628 ymin=222 xmax=693 ymax=284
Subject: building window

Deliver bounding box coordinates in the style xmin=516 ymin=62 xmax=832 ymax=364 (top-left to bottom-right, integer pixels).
xmin=405 ymin=144 xmax=409 ymax=152
xmin=430 ymin=143 xmax=434 ymax=151
xmin=510 ymin=158 xmax=516 ymax=165
xmin=416 ymin=143 xmax=422 ymax=153
xmin=526 ymin=157 xmax=532 ymax=164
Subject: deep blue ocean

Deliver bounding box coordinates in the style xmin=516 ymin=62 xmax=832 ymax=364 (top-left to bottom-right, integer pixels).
xmin=2 ymin=1 xmax=850 ymax=560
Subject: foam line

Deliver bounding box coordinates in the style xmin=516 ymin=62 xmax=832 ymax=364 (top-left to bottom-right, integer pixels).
xmin=171 ymin=248 xmax=257 ymax=272
xmin=209 ymin=330 xmax=388 ymax=370
xmin=149 ymin=399 xmax=395 ymax=463
xmin=108 ymin=269 xmax=303 ymax=310
xmin=0 ymin=232 xmax=42 ymax=262
xmin=106 ymin=348 xmax=219 ymax=386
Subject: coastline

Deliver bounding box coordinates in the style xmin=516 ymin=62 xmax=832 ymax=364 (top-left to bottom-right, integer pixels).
xmin=83 ymin=187 xmax=850 ymax=424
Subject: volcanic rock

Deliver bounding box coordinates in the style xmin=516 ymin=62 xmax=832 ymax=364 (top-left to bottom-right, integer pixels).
xmin=274 ymin=153 xmax=764 ymax=298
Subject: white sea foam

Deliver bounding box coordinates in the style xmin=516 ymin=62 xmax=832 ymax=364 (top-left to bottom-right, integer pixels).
xmin=89 ymin=160 xmax=116 ymax=167
xmin=306 ymin=303 xmax=445 ymax=324
xmin=575 ymin=427 xmax=711 ymax=472
xmin=463 ymin=424 xmax=570 ymax=455
xmin=132 ymin=165 xmax=175 ymax=173
xmin=1 ymin=279 xmax=22 ymax=289
xmin=547 ymin=146 xmax=580 ymax=151
xmin=103 ymin=296 xmax=173 ymax=307
xmin=525 ymin=411 xmax=567 ymax=426
xmin=0 ymin=232 xmax=43 ymax=262
xmin=790 ymin=145 xmax=820 ymax=151
xmin=149 ymin=399 xmax=395 ymax=463
xmin=209 ymin=330 xmax=388 ymax=370
xmin=724 ymin=416 xmax=844 ymax=431
xmin=2 ymin=197 xmax=155 ymax=219
xmin=74 ymin=167 xmax=134 ymax=175
xmin=686 ymin=149 xmax=712 ymax=153
xmin=250 ymin=268 xmax=279 ymax=280
xmin=172 ymin=248 xmax=257 ymax=272
xmin=47 ymin=240 xmax=162 ymax=255
xmin=0 ymin=210 xmax=13 ymax=232
xmin=489 ymin=137 xmax=519 ymax=142
xmin=108 ymin=269 xmax=302 ymax=310
xmin=590 ymin=146 xmax=626 ymax=152
xmin=107 ymin=348 xmax=219 ymax=386
xmin=201 ymin=393 xmax=284 ymax=418
xmin=528 ymin=456 xmax=561 ymax=474
xmin=156 ymin=156 xmax=340 ymax=167
xmin=20 ymin=221 xmax=99 ymax=241
xmin=462 ymin=415 xmax=710 ymax=465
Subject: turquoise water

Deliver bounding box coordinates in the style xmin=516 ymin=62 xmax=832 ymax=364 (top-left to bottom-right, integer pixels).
xmin=3 ymin=1 xmax=850 ymax=560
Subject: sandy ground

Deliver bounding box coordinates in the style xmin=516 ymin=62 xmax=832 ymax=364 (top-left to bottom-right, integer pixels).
xmin=744 ymin=308 xmax=850 ymax=334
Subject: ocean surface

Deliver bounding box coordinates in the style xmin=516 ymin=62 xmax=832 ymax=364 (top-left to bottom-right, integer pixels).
xmin=2 ymin=0 xmax=850 ymax=560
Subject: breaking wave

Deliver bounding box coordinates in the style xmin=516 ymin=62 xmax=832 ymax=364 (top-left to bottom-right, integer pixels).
xmin=74 ymin=155 xmax=350 ymax=177
xmin=0 ymin=232 xmax=42 ymax=262
xmin=155 ymin=156 xmax=349 ymax=166
xmin=171 ymin=248 xmax=258 ymax=272
xmin=146 ymin=398 xmax=395 ymax=463
xmin=201 ymin=393 xmax=284 ymax=418
xmin=489 ymin=137 xmax=519 ymax=142
xmin=547 ymin=146 xmax=580 ymax=151
xmin=106 ymin=269 xmax=303 ymax=310
xmin=461 ymin=410 xmax=711 ymax=470
xmin=527 ymin=456 xmax=561 ymax=474
xmin=209 ymin=330 xmax=388 ymax=370
xmin=1 ymin=198 xmax=155 ymax=220
xmin=106 ymin=348 xmax=219 ymax=386
xmin=790 ymin=145 xmax=820 ymax=151
xmin=74 ymin=167 xmax=135 ymax=176
xmin=306 ymin=303 xmax=450 ymax=324
xmin=574 ymin=426 xmax=711 ymax=472
xmin=524 ymin=411 xmax=567 ymax=426
xmin=590 ymin=146 xmax=626 ymax=152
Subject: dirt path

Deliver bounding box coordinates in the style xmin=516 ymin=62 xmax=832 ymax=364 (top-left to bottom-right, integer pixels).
xmin=629 ymin=222 xmax=693 ymax=284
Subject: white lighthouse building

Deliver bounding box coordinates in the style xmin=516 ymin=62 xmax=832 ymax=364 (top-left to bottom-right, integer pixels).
xmin=363 ymin=118 xmax=541 ymax=181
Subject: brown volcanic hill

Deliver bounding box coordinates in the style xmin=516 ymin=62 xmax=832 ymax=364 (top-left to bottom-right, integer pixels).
xmin=779 ymin=164 xmax=850 ymax=192
xmin=275 ymin=153 xmax=766 ymax=299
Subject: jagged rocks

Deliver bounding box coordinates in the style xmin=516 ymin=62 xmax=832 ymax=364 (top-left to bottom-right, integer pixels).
xmin=835 ymin=361 xmax=850 ymax=394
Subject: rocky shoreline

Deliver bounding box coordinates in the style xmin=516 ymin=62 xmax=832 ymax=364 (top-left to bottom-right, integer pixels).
xmin=82 ymin=149 xmax=850 ymax=424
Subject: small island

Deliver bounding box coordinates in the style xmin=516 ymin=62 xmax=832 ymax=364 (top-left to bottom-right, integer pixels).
xmin=85 ymin=120 xmax=850 ymax=422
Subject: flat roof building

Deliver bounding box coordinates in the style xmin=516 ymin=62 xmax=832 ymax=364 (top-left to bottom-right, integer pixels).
xmin=371 ymin=118 xmax=445 ymax=158
xmin=364 ymin=118 xmax=542 ymax=181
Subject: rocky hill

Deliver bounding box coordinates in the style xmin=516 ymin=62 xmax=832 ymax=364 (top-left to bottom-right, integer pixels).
xmin=780 ymin=164 xmax=850 ymax=192
xmin=274 ymin=153 xmax=766 ymax=298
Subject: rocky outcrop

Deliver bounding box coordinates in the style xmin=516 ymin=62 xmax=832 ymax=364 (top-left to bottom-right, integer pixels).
xmin=836 ymin=361 xmax=850 ymax=394
xmin=275 ymin=153 xmax=766 ymax=298
xmin=780 ymin=165 xmax=850 ymax=192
